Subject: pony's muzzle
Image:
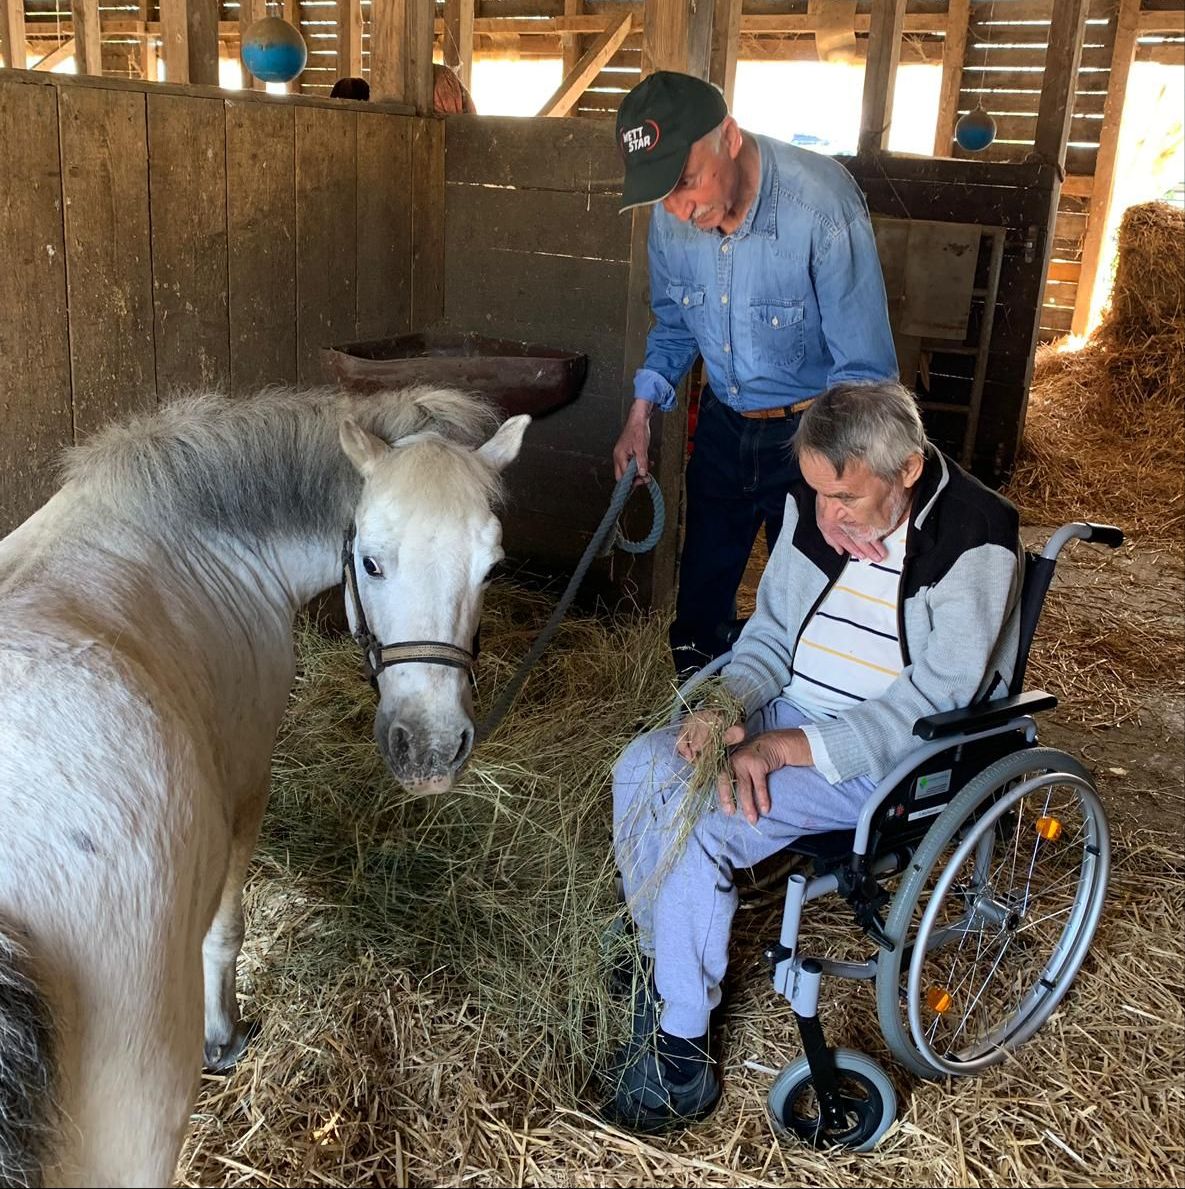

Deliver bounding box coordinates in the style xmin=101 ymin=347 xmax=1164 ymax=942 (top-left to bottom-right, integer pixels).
xmin=376 ymin=713 xmax=474 ymax=788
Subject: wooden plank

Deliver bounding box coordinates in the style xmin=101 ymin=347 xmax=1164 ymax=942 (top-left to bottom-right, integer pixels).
xmin=958 ymin=87 xmax=1108 ymax=115
xmin=407 ymin=0 xmax=434 ymax=114
xmin=411 ymin=115 xmax=444 ymax=330
xmin=988 ymin=111 xmax=1104 ymax=144
xmin=934 ymin=0 xmax=970 ymax=155
xmin=187 ymin=0 xmax=218 ymax=86
xmin=0 ymin=77 xmax=71 ymax=529
xmin=1135 ymin=41 xmax=1185 ymax=65
xmin=357 ymin=111 xmax=413 ymax=340
xmin=709 ymin=0 xmax=743 ymax=105
xmin=1061 ymin=173 xmax=1093 ymax=197
xmin=240 ymin=0 xmax=266 ymax=90
xmin=539 ymin=12 xmax=632 ymax=115
xmin=1046 ymin=259 xmax=1081 ymax=282
xmin=858 ymin=0 xmax=907 ymax=155
xmin=444 ymin=115 xmax=623 ymax=191
xmin=226 ymin=99 xmax=297 ymax=394
xmin=70 ymin=0 xmax=101 ymax=74
xmin=34 ymin=37 xmax=75 ymax=70
xmin=962 ymin=43 xmax=1115 ymax=69
xmin=1072 ymin=0 xmax=1141 ymax=336
xmin=444 ymin=183 xmax=631 ymax=261
xmin=562 ymin=0 xmax=586 ymax=78
xmin=502 ymin=444 xmax=615 ymax=525
xmin=159 ymin=0 xmax=187 ymax=83
xmin=294 ymin=104 xmax=356 ymax=381
xmin=1138 ymin=10 xmax=1185 ymax=34
xmin=1 ymin=0 xmax=28 ymax=69
xmin=58 ymin=85 xmax=155 ymax=437
xmin=1033 ymin=0 xmax=1090 ymax=166
xmin=642 ymin=0 xmax=691 ymax=76
xmin=336 ymin=0 xmax=363 ymax=80
xmin=443 ymin=0 xmax=474 ymax=88
xmin=147 ymin=92 xmax=229 ymax=393
xmin=371 ymin=0 xmax=403 ymax=102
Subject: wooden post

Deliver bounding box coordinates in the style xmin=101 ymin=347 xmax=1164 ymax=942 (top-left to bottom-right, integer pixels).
xmin=858 ymin=0 xmax=907 ymax=155
xmin=283 ymin=0 xmax=302 ymax=93
xmin=71 ymin=0 xmax=103 ymax=75
xmin=1032 ymin=0 xmax=1090 ymax=168
xmin=933 ymin=0 xmax=970 ymax=156
xmin=1071 ymin=0 xmax=1141 ymax=336
xmin=241 ymin=0 xmax=267 ymax=90
xmin=159 ymin=0 xmax=189 ymax=83
xmin=443 ymin=0 xmax=474 ymax=90
xmin=144 ymin=34 xmax=157 ymax=80
xmin=372 ymin=0 xmax=433 ymax=112
xmin=187 ymin=0 xmax=220 ymax=86
xmin=539 ymin=13 xmax=633 ymax=116
xmin=562 ymin=0 xmax=585 ymax=80
xmin=709 ymin=0 xmax=742 ymax=104
xmin=642 ymin=0 xmax=689 ymax=77
xmin=336 ymin=0 xmax=363 ymax=80
xmin=1 ymin=0 xmax=28 ymax=70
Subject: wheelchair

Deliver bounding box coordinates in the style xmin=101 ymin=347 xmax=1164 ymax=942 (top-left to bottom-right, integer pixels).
xmin=672 ymin=520 xmax=1124 ymax=1151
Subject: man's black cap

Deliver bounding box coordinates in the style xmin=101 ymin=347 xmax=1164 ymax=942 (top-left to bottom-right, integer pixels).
xmin=615 ymin=72 xmax=729 ymax=214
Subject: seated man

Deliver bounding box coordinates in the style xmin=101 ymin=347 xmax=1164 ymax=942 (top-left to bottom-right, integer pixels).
xmin=608 ymin=379 xmax=1023 ymax=1133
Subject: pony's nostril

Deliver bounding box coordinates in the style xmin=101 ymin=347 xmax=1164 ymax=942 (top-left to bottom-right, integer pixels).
xmin=452 ymin=727 xmax=473 ymax=766
xmin=389 ymin=724 xmax=412 ymax=759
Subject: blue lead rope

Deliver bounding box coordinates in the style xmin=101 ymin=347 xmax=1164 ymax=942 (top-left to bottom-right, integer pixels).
xmin=476 ymin=458 xmax=665 ymax=741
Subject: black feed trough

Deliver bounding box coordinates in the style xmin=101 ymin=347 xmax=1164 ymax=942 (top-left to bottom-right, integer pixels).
xmin=322 ymin=331 xmax=588 ymax=420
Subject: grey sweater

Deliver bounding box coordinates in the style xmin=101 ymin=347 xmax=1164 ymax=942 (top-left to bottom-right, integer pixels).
xmin=723 ymin=447 xmax=1023 ymax=784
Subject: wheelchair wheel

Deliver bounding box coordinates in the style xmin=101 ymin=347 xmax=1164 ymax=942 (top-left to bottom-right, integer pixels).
xmin=768 ymin=1048 xmax=896 ymax=1152
xmin=875 ymin=748 xmax=1110 ymax=1079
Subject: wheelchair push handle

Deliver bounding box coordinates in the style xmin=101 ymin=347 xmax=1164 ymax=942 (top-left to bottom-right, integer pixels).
xmin=1041 ymin=521 xmax=1125 ymax=560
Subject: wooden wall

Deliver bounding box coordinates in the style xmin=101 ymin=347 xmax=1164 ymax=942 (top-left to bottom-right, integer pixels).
xmin=440 ymin=115 xmax=670 ymax=597
xmin=0 ymin=68 xmax=431 ymax=534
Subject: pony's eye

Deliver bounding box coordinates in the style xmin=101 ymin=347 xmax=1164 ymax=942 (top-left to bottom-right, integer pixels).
xmin=362 ymin=556 xmax=383 ymax=578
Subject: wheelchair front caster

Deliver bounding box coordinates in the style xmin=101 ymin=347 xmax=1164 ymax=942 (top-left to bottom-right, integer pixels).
xmin=768 ymin=1048 xmax=897 ymax=1152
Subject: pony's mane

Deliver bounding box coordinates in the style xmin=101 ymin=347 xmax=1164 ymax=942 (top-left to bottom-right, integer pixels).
xmin=61 ymin=386 xmax=501 ymax=541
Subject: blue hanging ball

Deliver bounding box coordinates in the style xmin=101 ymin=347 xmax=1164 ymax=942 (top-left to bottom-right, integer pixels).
xmin=955 ymin=107 xmax=997 ymax=152
xmin=241 ymin=16 xmax=307 ymax=84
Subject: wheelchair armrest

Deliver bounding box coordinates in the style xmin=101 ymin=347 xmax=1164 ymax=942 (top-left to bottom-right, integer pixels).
xmin=912 ymin=690 xmax=1058 ymax=740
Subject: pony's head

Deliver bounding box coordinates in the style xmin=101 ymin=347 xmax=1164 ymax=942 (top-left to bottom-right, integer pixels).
xmin=339 ymin=412 xmax=530 ymax=791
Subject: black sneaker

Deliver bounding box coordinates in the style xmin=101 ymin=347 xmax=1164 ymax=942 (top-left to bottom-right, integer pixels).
xmin=601 ymin=1044 xmax=721 ymax=1134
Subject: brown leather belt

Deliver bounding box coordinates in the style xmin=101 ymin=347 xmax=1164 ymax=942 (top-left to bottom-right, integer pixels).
xmin=738 ymin=398 xmax=816 ymax=420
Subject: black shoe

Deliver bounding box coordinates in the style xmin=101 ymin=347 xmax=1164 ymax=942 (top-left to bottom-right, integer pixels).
xmin=600 ymin=1043 xmax=721 ymax=1134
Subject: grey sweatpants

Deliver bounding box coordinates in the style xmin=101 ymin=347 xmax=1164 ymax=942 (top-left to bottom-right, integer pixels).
xmin=612 ymin=698 xmax=875 ymax=1039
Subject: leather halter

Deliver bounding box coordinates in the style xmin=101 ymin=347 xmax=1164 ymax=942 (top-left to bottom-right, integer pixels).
xmin=341 ymin=524 xmax=475 ymax=687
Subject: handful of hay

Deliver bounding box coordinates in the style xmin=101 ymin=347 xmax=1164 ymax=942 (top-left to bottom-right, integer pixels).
xmin=1006 ymin=202 xmax=1185 ymax=551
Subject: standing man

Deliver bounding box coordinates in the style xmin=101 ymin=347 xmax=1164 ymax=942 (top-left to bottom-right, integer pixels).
xmin=613 ymin=71 xmax=899 ymax=676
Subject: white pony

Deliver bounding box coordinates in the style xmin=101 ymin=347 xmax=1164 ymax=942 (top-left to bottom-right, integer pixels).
xmin=0 ymin=385 xmax=529 ymax=1187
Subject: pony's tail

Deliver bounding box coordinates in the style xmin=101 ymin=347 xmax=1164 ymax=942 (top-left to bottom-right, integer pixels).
xmin=0 ymin=928 xmax=55 ymax=1189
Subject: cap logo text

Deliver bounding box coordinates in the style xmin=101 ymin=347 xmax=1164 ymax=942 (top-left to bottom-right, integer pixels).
xmin=621 ymin=119 xmax=661 ymax=155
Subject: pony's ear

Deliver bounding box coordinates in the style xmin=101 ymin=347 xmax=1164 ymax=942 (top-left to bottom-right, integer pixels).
xmin=340 ymin=418 xmax=389 ymax=477
xmin=477 ymin=414 xmax=531 ymax=472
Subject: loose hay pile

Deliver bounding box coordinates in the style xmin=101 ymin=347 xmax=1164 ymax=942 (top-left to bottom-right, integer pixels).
xmin=1006 ymin=202 xmax=1185 ymax=554
xmin=177 ymin=581 xmax=1184 ymax=1188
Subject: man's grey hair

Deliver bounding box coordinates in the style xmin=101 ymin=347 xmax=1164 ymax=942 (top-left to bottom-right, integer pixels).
xmin=793 ymin=381 xmax=928 ymax=482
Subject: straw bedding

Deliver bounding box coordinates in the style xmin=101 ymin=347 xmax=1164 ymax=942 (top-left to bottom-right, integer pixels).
xmin=176 ymin=201 xmax=1184 ymax=1187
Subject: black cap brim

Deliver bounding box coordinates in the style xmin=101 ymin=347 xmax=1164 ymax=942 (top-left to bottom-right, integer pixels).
xmin=618 ymin=145 xmax=689 ymax=214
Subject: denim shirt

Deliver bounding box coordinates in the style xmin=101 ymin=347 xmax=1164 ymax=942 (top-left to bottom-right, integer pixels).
xmin=634 ymin=134 xmax=898 ymax=412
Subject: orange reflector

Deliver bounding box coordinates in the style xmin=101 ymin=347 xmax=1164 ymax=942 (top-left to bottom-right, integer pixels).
xmin=1035 ymin=816 xmax=1063 ymax=841
xmin=927 ymin=986 xmax=952 ymax=1014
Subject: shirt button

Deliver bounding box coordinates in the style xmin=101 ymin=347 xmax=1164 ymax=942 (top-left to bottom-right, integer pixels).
xmin=721 ymin=243 xmax=730 ymax=254
xmin=729 ymin=386 xmax=738 ymax=395
xmin=723 ymin=343 xmax=731 ymax=353
xmin=771 ymin=316 xmax=780 ymax=327
xmin=682 ymin=296 xmax=690 ymax=306
xmin=721 ymin=294 xmax=729 ymax=304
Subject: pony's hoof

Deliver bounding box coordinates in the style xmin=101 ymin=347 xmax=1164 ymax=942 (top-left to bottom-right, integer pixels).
xmin=203 ymin=1017 xmax=261 ymax=1074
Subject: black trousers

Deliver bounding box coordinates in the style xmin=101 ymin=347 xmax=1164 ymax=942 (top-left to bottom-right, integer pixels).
xmin=670 ymin=387 xmax=804 ymax=676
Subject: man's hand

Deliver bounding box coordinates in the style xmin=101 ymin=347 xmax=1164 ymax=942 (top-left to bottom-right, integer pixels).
xmin=613 ymin=399 xmax=654 ymax=482
xmin=817 ymin=501 xmax=888 ymax=563
xmin=676 ymin=710 xmax=744 ymax=763
xmin=716 ymin=728 xmax=812 ymax=825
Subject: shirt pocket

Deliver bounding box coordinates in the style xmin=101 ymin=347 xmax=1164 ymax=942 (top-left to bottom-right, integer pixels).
xmin=667 ymin=281 xmax=707 ymax=329
xmin=750 ymin=298 xmax=805 ymax=367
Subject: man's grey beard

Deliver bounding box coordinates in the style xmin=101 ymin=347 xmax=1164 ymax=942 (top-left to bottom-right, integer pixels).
xmin=845 ymin=485 xmax=912 ymax=545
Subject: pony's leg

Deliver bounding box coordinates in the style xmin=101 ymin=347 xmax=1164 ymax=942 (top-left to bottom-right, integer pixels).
xmin=201 ymin=786 xmax=267 ymax=1072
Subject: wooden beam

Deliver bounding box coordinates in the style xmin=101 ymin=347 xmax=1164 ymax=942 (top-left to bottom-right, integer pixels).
xmin=443 ymin=0 xmax=474 ymax=88
xmin=1061 ymin=173 xmax=1094 ymax=198
xmin=1032 ymin=0 xmax=1090 ymax=167
xmin=407 ymin=0 xmax=434 ymax=113
xmin=335 ymin=0 xmax=362 ymax=79
xmin=687 ymin=0 xmax=714 ymax=78
xmin=71 ymin=0 xmax=102 ymax=74
xmin=642 ymin=0 xmax=690 ymax=77
xmin=1138 ymin=10 xmax=1185 ymax=34
xmin=858 ymin=0 xmax=906 ymax=155
xmin=282 ymin=0 xmax=301 ymax=93
xmin=372 ymin=0 xmax=433 ymax=112
xmin=709 ymin=0 xmax=742 ymax=105
xmin=240 ymin=0 xmax=266 ymax=89
xmin=33 ymin=37 xmax=75 ymax=70
xmin=159 ymin=0 xmax=188 ymax=83
xmin=539 ymin=12 xmax=632 ymax=116
xmin=562 ymin=0 xmax=585 ymax=79
xmin=1071 ymin=0 xmax=1140 ymax=337
xmin=187 ymin=0 xmax=219 ymax=86
xmin=933 ymin=0 xmax=969 ymax=156
xmin=1 ymin=0 xmax=27 ymax=69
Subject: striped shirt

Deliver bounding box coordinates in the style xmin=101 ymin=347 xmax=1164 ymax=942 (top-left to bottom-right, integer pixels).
xmin=783 ymin=523 xmax=908 ymax=721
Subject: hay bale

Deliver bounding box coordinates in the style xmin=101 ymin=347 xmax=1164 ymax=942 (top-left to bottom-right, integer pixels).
xmin=1006 ymin=202 xmax=1185 ymax=552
